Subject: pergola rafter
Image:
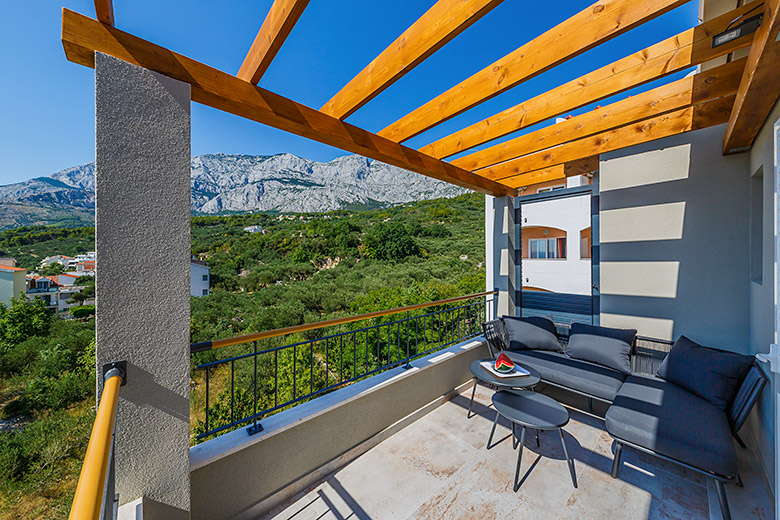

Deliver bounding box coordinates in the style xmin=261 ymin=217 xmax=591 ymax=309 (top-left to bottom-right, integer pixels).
xmin=479 ymin=95 xmax=735 ymax=182
xmin=321 ymin=0 xmax=505 ymax=120
xmin=93 ymin=0 xmax=114 ymax=26
xmin=422 ymin=2 xmax=759 ymax=161
xmin=65 ymin=0 xmax=777 ymax=195
xmin=378 ymin=0 xmax=691 ymax=143
xmin=453 ymin=58 xmax=746 ymax=171
xmin=237 ymin=0 xmax=310 ymax=85
xmin=62 ymin=8 xmax=512 ymax=197
xmin=723 ymin=0 xmax=780 ymax=154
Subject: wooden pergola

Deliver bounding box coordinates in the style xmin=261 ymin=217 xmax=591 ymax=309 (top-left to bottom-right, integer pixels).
xmin=63 ymin=0 xmax=780 ymax=196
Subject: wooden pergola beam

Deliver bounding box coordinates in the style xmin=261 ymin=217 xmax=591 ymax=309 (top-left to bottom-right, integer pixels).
xmin=422 ymin=3 xmax=758 ymax=160
xmin=237 ymin=0 xmax=310 ymax=85
xmin=723 ymin=0 xmax=780 ymax=154
xmin=93 ymin=0 xmax=114 ymax=26
xmin=61 ymin=8 xmax=512 ymax=197
xmin=480 ymin=95 xmax=734 ymax=181
xmin=321 ymin=0 xmax=505 ymax=120
xmin=453 ymin=58 xmax=745 ymax=171
xmin=505 ymin=156 xmax=599 ymax=190
xmin=378 ymin=0 xmax=690 ymax=143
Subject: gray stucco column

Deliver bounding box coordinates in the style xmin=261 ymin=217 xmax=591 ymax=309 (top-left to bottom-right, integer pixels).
xmin=485 ymin=195 xmax=518 ymax=317
xmin=95 ymin=52 xmax=191 ymax=519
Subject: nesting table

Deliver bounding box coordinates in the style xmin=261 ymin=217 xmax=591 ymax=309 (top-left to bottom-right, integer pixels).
xmin=467 ymin=358 xmax=541 ymax=418
xmin=488 ymin=390 xmax=577 ymax=491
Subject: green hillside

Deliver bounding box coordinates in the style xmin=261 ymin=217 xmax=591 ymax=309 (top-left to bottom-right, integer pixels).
xmin=0 ymin=192 xmax=486 ymax=519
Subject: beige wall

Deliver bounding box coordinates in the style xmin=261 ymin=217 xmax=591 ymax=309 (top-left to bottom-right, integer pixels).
xmin=190 ymin=340 xmax=489 ymax=520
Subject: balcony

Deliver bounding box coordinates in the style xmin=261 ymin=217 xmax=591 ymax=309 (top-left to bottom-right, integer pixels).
xmin=188 ymin=338 xmax=771 ymax=520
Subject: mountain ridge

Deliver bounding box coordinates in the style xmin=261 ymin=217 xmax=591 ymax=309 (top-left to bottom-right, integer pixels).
xmin=0 ymin=153 xmax=467 ymax=228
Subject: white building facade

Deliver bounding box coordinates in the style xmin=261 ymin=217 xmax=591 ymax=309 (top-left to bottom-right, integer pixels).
xmin=190 ymin=260 xmax=210 ymax=297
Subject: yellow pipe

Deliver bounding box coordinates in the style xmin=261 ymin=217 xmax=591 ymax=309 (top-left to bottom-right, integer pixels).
xmin=69 ymin=374 xmax=122 ymax=520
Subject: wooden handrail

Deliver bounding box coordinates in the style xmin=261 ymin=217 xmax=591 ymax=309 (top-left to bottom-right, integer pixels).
xmin=69 ymin=370 xmax=123 ymax=520
xmin=192 ymin=290 xmax=497 ymax=352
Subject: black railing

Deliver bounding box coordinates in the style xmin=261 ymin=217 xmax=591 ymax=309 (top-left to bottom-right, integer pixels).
xmin=191 ymin=292 xmax=495 ymax=441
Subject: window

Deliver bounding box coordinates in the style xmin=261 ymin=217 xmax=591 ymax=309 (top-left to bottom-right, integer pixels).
xmin=202 ymin=274 xmax=209 ymax=281
xmin=750 ymin=169 xmax=763 ymax=283
xmin=202 ymin=289 xmax=209 ymax=296
xmin=529 ymin=238 xmax=566 ymax=259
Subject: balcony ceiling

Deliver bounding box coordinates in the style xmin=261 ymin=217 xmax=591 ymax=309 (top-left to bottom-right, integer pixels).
xmin=62 ymin=0 xmax=780 ymax=193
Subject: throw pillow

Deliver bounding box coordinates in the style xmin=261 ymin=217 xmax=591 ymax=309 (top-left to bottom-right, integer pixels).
xmin=656 ymin=335 xmax=754 ymax=410
xmin=502 ymin=315 xmax=562 ymax=352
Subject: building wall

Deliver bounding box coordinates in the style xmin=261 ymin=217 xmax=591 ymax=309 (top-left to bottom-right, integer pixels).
xmin=747 ymin=97 xmax=780 ymax=493
xmin=599 ymin=125 xmax=751 ymax=345
xmin=485 ymin=195 xmax=516 ymax=316
xmin=521 ymin=193 xmax=592 ymax=295
xmin=0 ymin=269 xmax=28 ymax=305
xmin=190 ymin=263 xmax=210 ymax=297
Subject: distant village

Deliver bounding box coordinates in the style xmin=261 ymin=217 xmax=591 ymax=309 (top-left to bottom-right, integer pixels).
xmin=0 ymin=251 xmax=211 ymax=317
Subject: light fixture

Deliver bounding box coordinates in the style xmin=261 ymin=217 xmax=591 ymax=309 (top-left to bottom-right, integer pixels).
xmin=712 ymin=12 xmax=763 ymax=48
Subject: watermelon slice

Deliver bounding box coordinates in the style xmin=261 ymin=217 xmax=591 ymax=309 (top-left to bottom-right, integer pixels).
xmin=495 ymin=352 xmax=515 ymax=373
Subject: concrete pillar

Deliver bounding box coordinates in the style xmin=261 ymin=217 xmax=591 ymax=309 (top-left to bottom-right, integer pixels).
xmin=485 ymin=195 xmax=518 ymax=317
xmin=95 ymin=52 xmax=191 ymax=519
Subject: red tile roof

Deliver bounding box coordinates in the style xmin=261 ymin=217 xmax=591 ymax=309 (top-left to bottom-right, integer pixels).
xmin=0 ymin=265 xmax=26 ymax=272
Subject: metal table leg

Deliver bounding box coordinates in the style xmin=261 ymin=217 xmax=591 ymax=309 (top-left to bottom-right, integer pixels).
xmin=535 ymin=428 xmax=540 ymax=448
xmin=513 ymin=426 xmax=527 ymax=492
xmin=467 ymin=377 xmax=478 ymax=418
xmin=487 ymin=410 xmax=500 ymax=449
xmin=559 ymin=429 xmax=577 ymax=488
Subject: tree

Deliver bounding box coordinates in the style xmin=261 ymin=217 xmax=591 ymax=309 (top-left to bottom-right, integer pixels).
xmin=362 ymin=222 xmax=419 ymax=261
xmin=0 ymin=294 xmax=50 ymax=346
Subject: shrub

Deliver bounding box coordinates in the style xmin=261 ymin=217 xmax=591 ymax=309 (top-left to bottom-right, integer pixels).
xmin=362 ymin=222 xmax=419 ymax=261
xmin=71 ymin=305 xmax=95 ymax=319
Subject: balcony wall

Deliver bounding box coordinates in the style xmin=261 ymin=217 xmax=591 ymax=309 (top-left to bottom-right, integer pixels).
xmin=190 ymin=338 xmax=490 ymax=520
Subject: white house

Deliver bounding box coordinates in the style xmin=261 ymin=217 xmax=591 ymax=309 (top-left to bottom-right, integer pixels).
xmin=190 ymin=260 xmax=210 ymax=297
xmin=519 ymin=175 xmax=592 ymax=295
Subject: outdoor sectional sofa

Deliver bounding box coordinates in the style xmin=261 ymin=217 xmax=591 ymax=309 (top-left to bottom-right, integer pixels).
xmin=482 ymin=316 xmax=767 ymax=520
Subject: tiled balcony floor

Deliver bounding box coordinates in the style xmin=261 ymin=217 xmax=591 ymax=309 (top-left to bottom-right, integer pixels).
xmin=264 ymin=383 xmax=773 ymax=520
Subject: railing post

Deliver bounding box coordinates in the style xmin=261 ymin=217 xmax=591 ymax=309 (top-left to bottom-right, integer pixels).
xmin=247 ymin=341 xmax=263 ymax=435
xmin=403 ymin=311 xmax=412 ymax=369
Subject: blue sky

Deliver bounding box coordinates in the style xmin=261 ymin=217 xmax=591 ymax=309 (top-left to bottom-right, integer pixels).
xmin=0 ymin=1 xmax=700 ymax=185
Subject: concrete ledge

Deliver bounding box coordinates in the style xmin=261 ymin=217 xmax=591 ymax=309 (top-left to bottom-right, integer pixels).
xmin=190 ymin=337 xmax=489 ymax=519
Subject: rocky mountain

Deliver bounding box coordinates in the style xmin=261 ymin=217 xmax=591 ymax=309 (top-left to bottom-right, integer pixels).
xmin=0 ymin=153 xmax=466 ymax=228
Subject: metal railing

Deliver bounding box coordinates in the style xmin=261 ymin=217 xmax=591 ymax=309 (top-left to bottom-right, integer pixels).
xmin=69 ymin=362 xmax=126 ymax=520
xmin=191 ymin=291 xmax=496 ymax=440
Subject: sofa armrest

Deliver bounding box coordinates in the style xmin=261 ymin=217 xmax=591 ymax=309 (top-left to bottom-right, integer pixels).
xmin=728 ymin=362 xmax=768 ymax=434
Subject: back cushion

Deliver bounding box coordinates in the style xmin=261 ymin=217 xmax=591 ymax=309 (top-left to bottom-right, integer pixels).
xmin=502 ymin=316 xmax=562 ymax=352
xmin=566 ymin=322 xmax=636 ymax=374
xmin=656 ymin=335 xmax=754 ymax=410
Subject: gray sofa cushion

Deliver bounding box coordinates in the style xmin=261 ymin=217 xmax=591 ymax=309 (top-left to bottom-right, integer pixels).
xmin=656 ymin=336 xmax=753 ymax=410
xmin=606 ymin=375 xmax=737 ymax=478
xmin=504 ymin=350 xmax=626 ymax=401
xmin=503 ymin=316 xmax=562 ymax=352
xmin=566 ymin=334 xmax=632 ymax=375
xmin=570 ymin=322 xmax=637 ymax=346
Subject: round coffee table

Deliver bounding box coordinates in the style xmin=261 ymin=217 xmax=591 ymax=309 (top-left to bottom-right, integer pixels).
xmin=487 ymin=390 xmax=577 ymax=491
xmin=467 ymin=358 xmax=540 ymax=418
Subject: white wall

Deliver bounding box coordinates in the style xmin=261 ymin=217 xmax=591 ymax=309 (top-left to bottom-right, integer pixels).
xmin=190 ymin=263 xmax=210 ymax=297
xmin=521 ymin=193 xmax=591 ymax=295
